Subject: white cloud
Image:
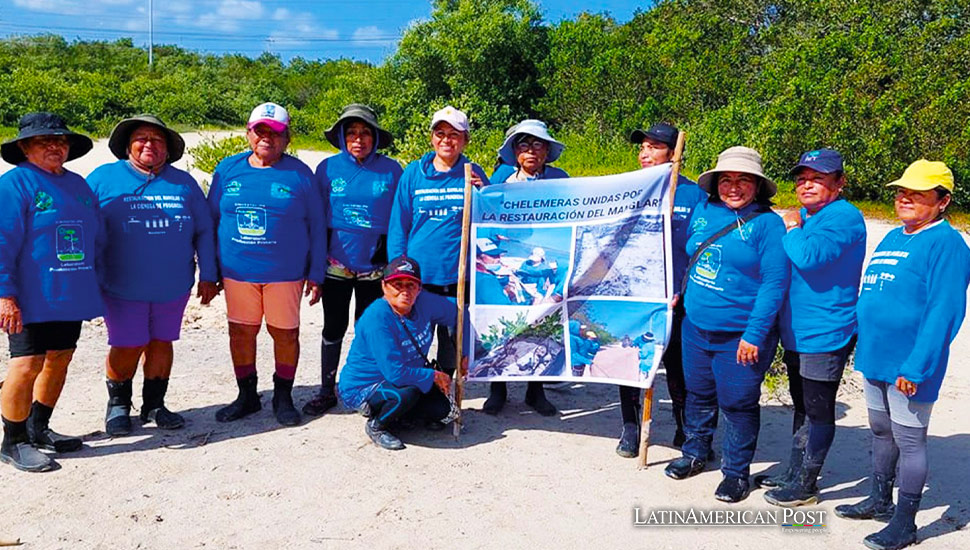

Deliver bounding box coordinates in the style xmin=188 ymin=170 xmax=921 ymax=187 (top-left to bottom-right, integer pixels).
xmin=216 ymin=0 xmax=264 ymax=20
xmin=352 ymin=26 xmax=382 ymax=42
xmin=272 ymin=8 xmax=290 ymax=21
xmin=13 ymin=0 xmax=76 ymax=13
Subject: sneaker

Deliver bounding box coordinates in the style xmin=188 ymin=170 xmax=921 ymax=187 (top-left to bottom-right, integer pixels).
xmin=715 ymin=477 xmax=751 ymax=503
xmin=365 ymin=419 xmax=404 ymax=450
xmin=664 ymin=456 xmax=707 ymax=480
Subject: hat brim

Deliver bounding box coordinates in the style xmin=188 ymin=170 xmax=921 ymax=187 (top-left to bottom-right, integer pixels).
xmin=885 ymin=179 xmax=943 ymax=192
xmin=324 ymin=116 xmax=393 ymax=150
xmin=383 ymin=273 xmax=422 ymax=284
xmin=498 ymin=131 xmax=565 ymax=166
xmin=1 ymin=131 xmax=93 ymax=166
xmin=697 ymin=169 xmax=777 ymax=198
xmin=629 ymin=129 xmax=676 ymax=149
xmin=108 ymin=117 xmax=186 ymax=163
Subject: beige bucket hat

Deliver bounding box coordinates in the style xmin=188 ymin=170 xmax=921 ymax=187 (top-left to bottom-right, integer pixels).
xmin=697 ymin=146 xmax=776 ymax=197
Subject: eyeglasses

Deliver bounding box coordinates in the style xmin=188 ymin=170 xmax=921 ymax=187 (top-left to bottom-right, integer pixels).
xmin=433 ymin=129 xmax=464 ymax=142
xmin=516 ymin=139 xmax=548 ymax=152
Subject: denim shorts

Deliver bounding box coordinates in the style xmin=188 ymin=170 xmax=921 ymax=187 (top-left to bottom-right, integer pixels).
xmin=864 ymin=378 xmax=934 ymax=428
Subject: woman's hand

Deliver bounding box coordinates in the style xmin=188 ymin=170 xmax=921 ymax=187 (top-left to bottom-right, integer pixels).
xmin=469 ymin=171 xmax=485 ymax=188
xmin=737 ymin=339 xmax=759 ymax=366
xmin=434 ymin=370 xmax=453 ymax=395
xmin=895 ymin=376 xmax=918 ymax=397
xmin=671 ymin=293 xmax=680 ymax=308
xmin=305 ymin=280 xmax=322 ymax=306
xmin=197 ymin=281 xmax=220 ymax=305
xmin=0 ymin=296 xmax=22 ymax=334
xmin=783 ymin=210 xmax=803 ymax=231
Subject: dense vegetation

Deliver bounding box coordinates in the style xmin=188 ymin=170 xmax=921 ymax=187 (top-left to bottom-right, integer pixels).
xmin=2 ymin=0 xmax=968 ymax=206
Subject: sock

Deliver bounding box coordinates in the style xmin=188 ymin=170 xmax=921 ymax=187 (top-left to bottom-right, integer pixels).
xmin=233 ymin=363 xmax=256 ymax=379
xmin=275 ymin=362 xmax=297 ymax=380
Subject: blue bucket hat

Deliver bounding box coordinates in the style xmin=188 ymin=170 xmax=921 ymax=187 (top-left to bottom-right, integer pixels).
xmin=498 ymin=119 xmax=565 ymax=166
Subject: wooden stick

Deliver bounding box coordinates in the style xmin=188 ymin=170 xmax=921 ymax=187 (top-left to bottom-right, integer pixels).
xmin=638 ymin=130 xmax=686 ymax=469
xmin=452 ymin=163 xmax=474 ymax=439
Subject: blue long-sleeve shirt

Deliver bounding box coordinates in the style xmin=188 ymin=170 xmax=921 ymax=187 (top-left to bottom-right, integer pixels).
xmin=386 ymin=152 xmax=488 ymax=286
xmin=316 ymin=150 xmax=403 ymax=273
xmin=88 ymin=160 xmax=217 ymax=302
xmin=670 ymin=176 xmax=708 ymax=294
xmin=490 ymin=163 xmax=569 ymax=184
xmin=207 ymin=152 xmax=327 ymax=283
xmin=779 ymin=199 xmax=866 ymax=353
xmin=0 ymin=163 xmax=104 ymax=323
xmin=684 ymin=200 xmax=790 ymax=347
xmin=855 ymin=221 xmax=970 ymax=402
xmin=338 ymin=291 xmax=456 ymax=409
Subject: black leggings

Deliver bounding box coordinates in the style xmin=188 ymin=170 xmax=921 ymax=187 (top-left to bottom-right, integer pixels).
xmin=321 ymin=277 xmax=383 ymax=343
xmin=869 ymin=408 xmax=929 ymax=494
xmin=365 ymin=381 xmax=451 ymax=426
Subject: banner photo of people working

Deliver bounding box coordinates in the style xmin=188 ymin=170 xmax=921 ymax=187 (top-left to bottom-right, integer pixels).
xmin=466 ymin=164 xmax=674 ymax=389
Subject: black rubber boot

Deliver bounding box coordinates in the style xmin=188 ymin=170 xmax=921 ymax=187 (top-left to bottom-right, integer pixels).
xmin=755 ymin=422 xmax=807 ymax=489
xmin=140 ymin=378 xmax=185 ymax=429
xmin=271 ymin=374 xmax=301 ymax=427
xmin=863 ymin=491 xmax=920 ymax=550
xmin=616 ymin=422 xmax=640 ymax=458
xmin=365 ymin=417 xmax=404 ymax=450
xmin=672 ymin=403 xmax=686 ymax=448
xmin=27 ymin=401 xmax=81 ymax=452
xmin=303 ymin=341 xmax=340 ymax=416
xmin=482 ymin=382 xmax=507 ymax=415
xmin=1 ymin=417 xmax=53 ymax=472
xmin=524 ymin=381 xmax=557 ymax=416
xmin=764 ymin=454 xmax=823 ymax=507
xmin=215 ymin=373 xmax=261 ymax=422
xmin=835 ymin=473 xmax=896 ymax=522
xmin=105 ymin=379 xmax=133 ymax=436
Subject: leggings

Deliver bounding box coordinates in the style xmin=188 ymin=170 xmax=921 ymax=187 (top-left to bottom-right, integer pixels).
xmin=365 ymin=381 xmax=451 ymax=427
xmin=802 ymin=378 xmax=839 ymax=458
xmin=321 ymin=277 xmax=383 ymax=343
xmin=868 ymin=408 xmax=929 ymax=494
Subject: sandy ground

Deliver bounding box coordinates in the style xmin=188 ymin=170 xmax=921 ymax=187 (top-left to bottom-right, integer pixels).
xmin=1 ymin=136 xmax=969 ymax=549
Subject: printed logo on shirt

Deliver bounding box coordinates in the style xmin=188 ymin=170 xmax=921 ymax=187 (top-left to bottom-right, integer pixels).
xmin=34 ymin=191 xmax=53 ymax=211
xmin=55 ymin=224 xmax=85 ymax=261
xmin=331 ymin=178 xmax=347 ymax=195
xmin=271 ymin=183 xmax=294 ymax=199
xmin=342 ymin=206 xmax=371 ymax=228
xmin=691 ymin=217 xmax=708 ymax=232
xmin=236 ymin=206 xmax=267 ymax=236
xmin=694 ymin=244 xmax=722 ymax=281
xmin=373 ymin=179 xmax=390 ymax=195
xmin=225 ymin=180 xmax=242 ymax=195
xmin=76 ymin=195 xmax=93 ymax=208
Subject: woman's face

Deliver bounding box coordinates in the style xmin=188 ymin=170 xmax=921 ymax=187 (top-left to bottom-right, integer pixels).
xmin=20 ymin=135 xmax=69 ymax=174
xmin=344 ymin=121 xmax=374 ymax=161
xmin=128 ymin=124 xmax=168 ymax=171
xmin=247 ymin=123 xmax=289 ymax=164
xmin=515 ymin=135 xmax=548 ymax=174
xmin=717 ymin=171 xmax=759 ymax=209
xmin=382 ymin=278 xmax=421 ymax=316
xmin=894 ymin=187 xmax=950 ymax=231
xmin=431 ymin=122 xmax=467 ymax=164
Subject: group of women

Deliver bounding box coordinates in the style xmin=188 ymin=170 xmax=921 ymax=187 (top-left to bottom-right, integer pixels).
xmin=0 ymin=103 xmax=967 ymax=550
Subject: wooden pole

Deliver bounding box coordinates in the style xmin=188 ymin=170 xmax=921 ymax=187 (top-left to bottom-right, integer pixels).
xmin=638 ymin=130 xmax=686 ymax=469
xmin=453 ymin=164 xmax=474 ymax=438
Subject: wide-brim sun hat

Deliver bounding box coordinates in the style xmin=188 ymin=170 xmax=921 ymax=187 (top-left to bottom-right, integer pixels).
xmin=498 ymin=119 xmax=565 ymax=165
xmin=324 ymin=103 xmax=393 ymax=150
xmin=697 ymin=146 xmax=777 ymax=198
xmin=886 ymin=159 xmax=954 ymax=193
xmin=1 ymin=112 xmax=93 ymax=165
xmin=107 ymin=114 xmax=186 ymax=163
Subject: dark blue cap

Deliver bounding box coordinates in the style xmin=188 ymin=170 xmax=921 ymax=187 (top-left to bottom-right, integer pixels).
xmin=790 ymin=149 xmax=843 ymax=175
xmin=630 ymin=122 xmax=679 ymax=149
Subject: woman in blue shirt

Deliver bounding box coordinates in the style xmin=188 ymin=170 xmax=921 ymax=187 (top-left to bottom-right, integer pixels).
xmin=0 ymin=113 xmax=100 ymax=472
xmin=836 ymin=161 xmax=970 ymax=550
xmin=88 ymin=115 xmax=219 ymax=436
xmin=303 ymin=104 xmax=403 ymax=416
xmin=483 ymin=119 xmax=568 ymax=417
xmin=664 ymin=147 xmax=790 ymax=503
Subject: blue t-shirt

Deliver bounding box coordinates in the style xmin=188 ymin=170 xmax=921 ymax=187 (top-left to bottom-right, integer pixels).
xmin=489 ymin=163 xmax=569 ymax=184
xmin=779 ymin=199 xmax=866 ymax=353
xmin=316 ymin=151 xmax=403 ymax=273
xmin=338 ymin=291 xmax=456 ymax=409
xmin=856 ymin=221 xmax=970 ymax=402
xmin=88 ymin=160 xmax=217 ymax=302
xmin=387 ymin=152 xmax=488 ymax=286
xmin=684 ymin=201 xmax=790 ymax=347
xmin=207 ymin=152 xmax=327 ymax=283
xmin=0 ymin=163 xmax=104 ymax=323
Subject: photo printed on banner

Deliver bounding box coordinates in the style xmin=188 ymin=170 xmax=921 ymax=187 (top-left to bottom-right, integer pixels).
xmin=569 ymin=213 xmax=667 ymax=299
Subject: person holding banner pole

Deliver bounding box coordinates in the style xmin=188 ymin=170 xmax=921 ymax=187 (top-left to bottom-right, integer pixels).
xmin=760 ymin=149 xmax=866 ymax=507
xmin=616 ymin=123 xmax=706 ymax=458
xmin=387 ymin=106 xmax=487 ymax=378
xmin=482 ymin=119 xmax=568 ymax=417
xmin=664 ymin=146 xmax=790 ymax=503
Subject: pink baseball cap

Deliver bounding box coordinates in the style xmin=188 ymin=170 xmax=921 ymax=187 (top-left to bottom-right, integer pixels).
xmin=247 ymin=102 xmax=290 ymax=133
xmin=430 ymin=105 xmax=469 ymax=133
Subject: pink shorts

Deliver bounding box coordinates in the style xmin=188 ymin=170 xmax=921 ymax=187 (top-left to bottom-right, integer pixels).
xmin=223 ymin=278 xmax=303 ymax=329
xmin=103 ymin=292 xmax=191 ymax=348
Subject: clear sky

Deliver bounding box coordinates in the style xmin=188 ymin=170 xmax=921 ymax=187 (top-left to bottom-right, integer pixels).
xmin=0 ymin=0 xmax=648 ymax=63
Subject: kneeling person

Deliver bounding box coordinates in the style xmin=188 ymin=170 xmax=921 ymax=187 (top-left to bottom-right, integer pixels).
xmin=338 ymin=256 xmax=456 ymax=450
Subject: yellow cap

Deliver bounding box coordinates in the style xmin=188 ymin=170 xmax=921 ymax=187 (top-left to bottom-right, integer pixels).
xmin=886 ymin=159 xmax=954 ymax=192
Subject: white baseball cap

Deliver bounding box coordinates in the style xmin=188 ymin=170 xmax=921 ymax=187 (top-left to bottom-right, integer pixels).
xmin=430 ymin=105 xmax=469 ymax=133
xmin=248 ymin=102 xmax=290 ymax=133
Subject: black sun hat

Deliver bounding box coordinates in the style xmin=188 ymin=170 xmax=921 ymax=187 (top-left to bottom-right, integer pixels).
xmin=324 ymin=104 xmax=393 ymax=150
xmin=108 ymin=114 xmax=186 ymax=163
xmin=1 ymin=112 xmax=93 ymax=165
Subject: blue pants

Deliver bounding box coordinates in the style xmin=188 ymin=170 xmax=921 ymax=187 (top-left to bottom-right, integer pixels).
xmin=680 ymin=317 xmax=778 ymax=480
xmin=365 ymin=381 xmax=451 ymax=427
